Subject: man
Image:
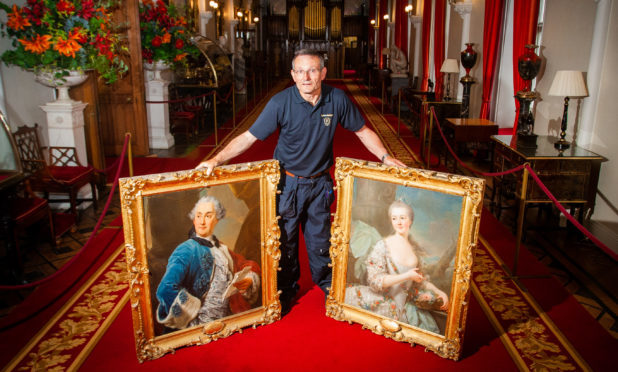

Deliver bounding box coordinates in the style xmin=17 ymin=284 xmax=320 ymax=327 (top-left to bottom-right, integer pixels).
xmin=197 ymin=49 xmax=405 ymax=313
xmin=156 ymin=196 xmax=261 ymax=331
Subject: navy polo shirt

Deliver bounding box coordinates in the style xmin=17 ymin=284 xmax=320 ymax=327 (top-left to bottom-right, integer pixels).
xmin=249 ymin=84 xmax=365 ymax=177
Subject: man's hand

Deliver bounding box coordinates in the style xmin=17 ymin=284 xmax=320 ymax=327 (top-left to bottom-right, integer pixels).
xmin=383 ymin=155 xmax=406 ymax=167
xmin=195 ymin=158 xmax=218 ymax=176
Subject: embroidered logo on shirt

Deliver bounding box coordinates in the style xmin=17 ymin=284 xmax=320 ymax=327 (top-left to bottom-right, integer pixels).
xmin=322 ymin=114 xmax=333 ymax=127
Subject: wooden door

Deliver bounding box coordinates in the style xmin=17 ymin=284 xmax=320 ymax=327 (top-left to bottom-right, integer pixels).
xmin=69 ymin=70 xmax=106 ymax=185
xmin=98 ymin=0 xmax=149 ymax=156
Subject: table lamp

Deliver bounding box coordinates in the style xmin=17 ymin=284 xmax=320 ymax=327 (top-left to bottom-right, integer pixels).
xmin=548 ymin=70 xmax=588 ymax=150
xmin=440 ymin=59 xmax=459 ymax=101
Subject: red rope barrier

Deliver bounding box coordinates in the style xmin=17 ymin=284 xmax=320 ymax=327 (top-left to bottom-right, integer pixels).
xmin=217 ymin=85 xmax=234 ymax=104
xmin=430 ymin=107 xmax=524 ymax=177
xmin=525 ymin=165 xmax=618 ymax=261
xmin=0 ymin=133 xmax=131 ymax=290
xmin=145 ymin=90 xmax=215 ymax=104
xmin=428 ymin=107 xmax=616 ymax=261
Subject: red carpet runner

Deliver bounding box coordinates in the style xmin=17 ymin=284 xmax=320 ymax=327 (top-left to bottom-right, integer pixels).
xmin=2 ymin=79 xmax=616 ymax=371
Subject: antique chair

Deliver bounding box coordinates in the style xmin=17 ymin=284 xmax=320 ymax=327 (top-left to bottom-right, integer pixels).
xmin=12 ymin=124 xmax=97 ymax=218
xmin=169 ymin=84 xmax=201 ymax=139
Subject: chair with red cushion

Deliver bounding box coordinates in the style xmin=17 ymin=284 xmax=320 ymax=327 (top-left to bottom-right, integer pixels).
xmin=9 ymin=191 xmax=56 ymax=269
xmin=13 ymin=124 xmax=97 ymax=219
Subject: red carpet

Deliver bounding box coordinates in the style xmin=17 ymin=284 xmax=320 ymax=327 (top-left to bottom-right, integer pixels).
xmin=2 ymin=79 xmax=616 ymax=371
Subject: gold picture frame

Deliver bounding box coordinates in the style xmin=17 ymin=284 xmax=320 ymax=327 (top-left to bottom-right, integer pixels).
xmin=119 ymin=160 xmax=281 ymax=362
xmin=326 ymin=158 xmax=485 ymax=360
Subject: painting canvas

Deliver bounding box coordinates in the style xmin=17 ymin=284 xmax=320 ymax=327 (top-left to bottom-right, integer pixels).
xmin=327 ymin=158 xmax=485 ymax=360
xmin=119 ymin=160 xmax=281 ymax=361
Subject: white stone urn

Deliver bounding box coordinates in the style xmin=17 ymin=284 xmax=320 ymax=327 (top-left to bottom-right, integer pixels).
xmin=34 ymin=69 xmax=89 ymax=103
xmin=143 ymin=60 xmax=171 ymax=82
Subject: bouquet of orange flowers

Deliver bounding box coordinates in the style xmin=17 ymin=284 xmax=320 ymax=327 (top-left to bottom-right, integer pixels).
xmin=139 ymin=0 xmax=199 ymax=67
xmin=0 ymin=0 xmax=128 ymax=84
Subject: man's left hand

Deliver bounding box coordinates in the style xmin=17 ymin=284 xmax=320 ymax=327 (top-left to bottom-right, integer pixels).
xmin=383 ymin=155 xmax=406 ymax=167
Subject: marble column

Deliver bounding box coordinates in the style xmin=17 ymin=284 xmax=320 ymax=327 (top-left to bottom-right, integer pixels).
xmin=452 ymin=0 xmax=473 ymax=102
xmin=144 ymin=66 xmax=174 ymax=149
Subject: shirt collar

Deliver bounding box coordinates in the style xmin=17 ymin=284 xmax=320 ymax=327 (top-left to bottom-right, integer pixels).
xmin=292 ymin=84 xmax=332 ymax=105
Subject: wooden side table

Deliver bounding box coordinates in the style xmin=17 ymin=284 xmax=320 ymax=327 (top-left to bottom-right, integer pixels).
xmin=443 ymin=118 xmax=499 ymax=171
xmin=491 ymin=135 xmax=607 ymax=275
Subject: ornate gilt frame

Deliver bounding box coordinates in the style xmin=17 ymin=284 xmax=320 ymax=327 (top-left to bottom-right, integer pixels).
xmin=119 ymin=160 xmax=281 ymax=362
xmin=326 ymin=158 xmax=484 ymax=360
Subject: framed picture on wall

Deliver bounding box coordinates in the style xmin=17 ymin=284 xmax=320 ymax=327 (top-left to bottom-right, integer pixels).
xmin=119 ymin=160 xmax=281 ymax=361
xmin=326 ymin=158 xmax=485 ymax=360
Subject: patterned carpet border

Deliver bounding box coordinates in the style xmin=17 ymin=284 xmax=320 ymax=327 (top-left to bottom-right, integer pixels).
xmin=5 ymin=245 xmax=128 ymax=372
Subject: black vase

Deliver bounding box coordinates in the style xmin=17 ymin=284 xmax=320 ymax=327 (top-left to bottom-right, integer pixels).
xmin=518 ymin=44 xmax=542 ymax=91
xmin=460 ymin=43 xmax=477 ymax=76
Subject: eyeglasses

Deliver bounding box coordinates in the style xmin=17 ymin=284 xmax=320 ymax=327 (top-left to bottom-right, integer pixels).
xmin=292 ymin=68 xmax=321 ymax=76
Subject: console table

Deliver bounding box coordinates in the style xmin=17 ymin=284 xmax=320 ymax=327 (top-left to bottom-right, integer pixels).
xmin=491 ymin=135 xmax=607 ymax=275
xmin=443 ymin=118 xmax=498 ymax=171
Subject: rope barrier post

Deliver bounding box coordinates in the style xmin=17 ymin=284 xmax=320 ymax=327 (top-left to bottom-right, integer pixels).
xmin=397 ymin=89 xmax=401 ymax=137
xmin=426 ymin=107 xmax=433 ymax=168
xmin=381 ymin=81 xmax=385 ymax=114
xmin=213 ymin=91 xmax=218 ymax=146
xmin=232 ymin=84 xmax=236 ymax=128
xmin=126 ymin=132 xmax=133 ymax=177
xmin=512 ymin=163 xmax=530 ymax=277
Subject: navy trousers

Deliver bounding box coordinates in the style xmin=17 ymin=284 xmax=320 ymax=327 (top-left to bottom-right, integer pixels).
xmin=277 ymin=172 xmax=334 ymax=303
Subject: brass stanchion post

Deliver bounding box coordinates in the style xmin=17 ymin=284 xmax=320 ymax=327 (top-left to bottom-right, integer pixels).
xmin=381 ymin=81 xmax=385 ymax=114
xmin=232 ymin=84 xmax=236 ymax=128
xmin=512 ymin=164 xmax=530 ymax=277
xmin=126 ymin=132 xmax=133 ymax=177
xmin=213 ymin=91 xmax=218 ymax=146
xmin=397 ymin=89 xmax=401 ymax=137
xmin=426 ymin=108 xmax=433 ymax=168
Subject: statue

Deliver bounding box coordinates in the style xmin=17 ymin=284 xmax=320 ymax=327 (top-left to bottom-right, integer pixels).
xmin=389 ymin=46 xmax=408 ymax=75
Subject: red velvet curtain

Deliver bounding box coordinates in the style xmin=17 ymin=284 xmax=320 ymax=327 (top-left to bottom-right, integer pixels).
xmin=379 ymin=0 xmax=388 ymax=68
xmin=512 ymin=0 xmax=540 ymax=131
xmin=394 ymin=1 xmax=409 ymax=57
xmin=433 ymin=0 xmax=446 ymax=100
xmin=421 ymin=0 xmax=432 ymax=90
xmin=479 ymin=0 xmax=505 ymax=119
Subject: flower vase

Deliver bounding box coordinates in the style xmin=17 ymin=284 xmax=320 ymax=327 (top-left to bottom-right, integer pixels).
xmin=35 ymin=70 xmax=89 ymax=103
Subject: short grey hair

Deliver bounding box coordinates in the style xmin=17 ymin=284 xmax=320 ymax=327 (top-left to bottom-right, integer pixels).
xmin=189 ymin=195 xmax=226 ymax=220
xmin=388 ymin=200 xmax=414 ymax=222
xmin=292 ymin=49 xmax=325 ymax=70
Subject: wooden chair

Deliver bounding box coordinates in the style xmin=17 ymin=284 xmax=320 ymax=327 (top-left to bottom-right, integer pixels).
xmin=12 ymin=124 xmax=97 ymax=218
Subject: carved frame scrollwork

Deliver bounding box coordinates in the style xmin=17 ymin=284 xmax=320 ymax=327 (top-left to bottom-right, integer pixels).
xmin=327 ymin=157 xmax=484 ymax=360
xmin=119 ymin=160 xmax=281 ymax=362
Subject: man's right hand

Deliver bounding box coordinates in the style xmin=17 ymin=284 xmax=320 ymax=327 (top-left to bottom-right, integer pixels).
xmin=195 ymin=158 xmax=218 ymax=175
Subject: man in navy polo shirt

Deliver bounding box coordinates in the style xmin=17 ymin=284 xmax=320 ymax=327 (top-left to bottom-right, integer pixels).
xmin=197 ymin=49 xmax=405 ymax=314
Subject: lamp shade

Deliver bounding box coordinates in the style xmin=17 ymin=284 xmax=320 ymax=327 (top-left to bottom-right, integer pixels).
xmin=440 ymin=59 xmax=460 ymax=73
xmin=548 ymin=70 xmax=588 ymax=97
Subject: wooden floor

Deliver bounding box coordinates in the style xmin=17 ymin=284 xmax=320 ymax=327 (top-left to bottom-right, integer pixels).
xmin=1 ymin=92 xmax=616 ymax=341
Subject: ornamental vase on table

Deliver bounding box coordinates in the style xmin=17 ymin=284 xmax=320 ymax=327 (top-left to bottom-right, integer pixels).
xmin=517 ymin=44 xmax=542 ymax=92
xmin=34 ymin=70 xmax=89 ymax=103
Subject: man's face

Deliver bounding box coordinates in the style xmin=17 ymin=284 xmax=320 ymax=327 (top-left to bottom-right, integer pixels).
xmin=193 ymin=202 xmax=219 ymax=237
xmin=291 ymin=55 xmax=327 ymax=96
